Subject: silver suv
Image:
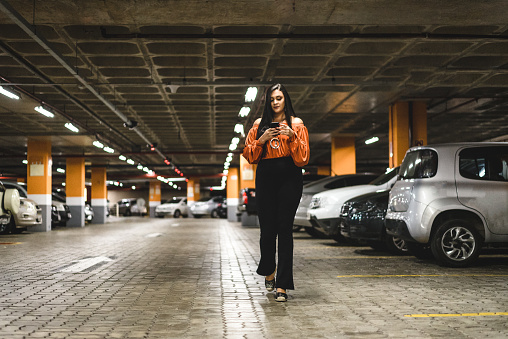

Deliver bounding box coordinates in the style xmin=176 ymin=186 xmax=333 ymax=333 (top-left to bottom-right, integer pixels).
xmin=385 ymin=143 xmax=508 ymax=267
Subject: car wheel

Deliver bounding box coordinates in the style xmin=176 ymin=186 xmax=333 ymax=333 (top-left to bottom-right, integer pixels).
xmin=292 ymin=225 xmax=302 ymax=232
xmin=384 ymin=233 xmax=408 ymax=255
xmin=430 ymin=219 xmax=483 ymax=268
xmin=405 ymin=242 xmax=433 ymax=260
xmin=0 ymin=219 xmax=11 ymax=234
xmin=174 ymin=210 xmax=181 ymax=218
xmin=304 ymin=227 xmax=329 ymax=239
xmin=12 ymin=226 xmax=26 ymax=234
xmin=211 ymin=209 xmax=218 ymax=218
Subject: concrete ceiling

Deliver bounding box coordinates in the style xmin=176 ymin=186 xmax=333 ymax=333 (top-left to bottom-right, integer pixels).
xmin=0 ymin=0 xmax=508 ymax=191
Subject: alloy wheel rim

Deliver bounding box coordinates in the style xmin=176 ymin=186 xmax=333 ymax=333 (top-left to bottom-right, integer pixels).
xmin=441 ymin=226 xmax=475 ymax=261
xmin=393 ymin=237 xmax=408 ymax=252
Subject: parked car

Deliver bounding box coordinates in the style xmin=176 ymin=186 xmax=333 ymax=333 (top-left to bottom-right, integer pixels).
xmin=117 ymin=198 xmax=147 ymax=216
xmin=340 ymin=189 xmax=407 ymax=254
xmin=216 ymin=197 xmax=227 ymax=218
xmin=52 ymin=192 xmax=72 ymax=226
xmin=0 ymin=181 xmax=20 ymax=235
xmin=85 ymin=203 xmax=94 ymax=222
xmin=237 ymin=188 xmax=257 ymax=216
xmin=190 ymin=196 xmax=224 ymax=218
xmin=155 ymin=197 xmax=189 ymax=218
xmin=308 ymin=167 xmax=400 ymax=242
xmin=386 ymin=143 xmax=508 ymax=267
xmin=295 ymin=173 xmax=379 ymax=234
xmin=2 ymin=181 xmax=42 ymax=233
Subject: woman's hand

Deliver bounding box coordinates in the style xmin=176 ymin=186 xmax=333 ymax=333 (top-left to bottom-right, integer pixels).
xmin=259 ymin=127 xmax=280 ymax=144
xmin=278 ymin=124 xmax=295 ymax=138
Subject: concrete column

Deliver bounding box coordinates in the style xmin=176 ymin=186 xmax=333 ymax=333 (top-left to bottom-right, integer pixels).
xmin=239 ymin=156 xmax=258 ymax=226
xmin=317 ymin=166 xmax=331 ymax=176
xmin=226 ymin=167 xmax=240 ymax=221
xmin=389 ymin=101 xmax=427 ymax=168
xmin=91 ymin=167 xmax=107 ymax=224
xmin=187 ymin=177 xmax=200 ymax=203
xmin=331 ymin=136 xmax=356 ymax=175
xmin=27 ymin=137 xmax=52 ymax=232
xmin=149 ymin=181 xmax=161 ymax=218
xmin=66 ymin=157 xmax=85 ymax=227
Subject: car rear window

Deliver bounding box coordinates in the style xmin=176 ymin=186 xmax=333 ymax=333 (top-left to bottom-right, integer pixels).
xmin=459 ymin=146 xmax=508 ymax=182
xmin=399 ymin=149 xmax=438 ymax=180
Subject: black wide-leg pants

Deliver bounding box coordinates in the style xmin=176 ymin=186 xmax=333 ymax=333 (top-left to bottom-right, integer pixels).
xmin=255 ymin=157 xmax=303 ymax=290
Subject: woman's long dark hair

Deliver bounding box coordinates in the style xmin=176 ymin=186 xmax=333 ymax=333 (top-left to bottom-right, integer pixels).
xmin=256 ymin=84 xmax=297 ymax=139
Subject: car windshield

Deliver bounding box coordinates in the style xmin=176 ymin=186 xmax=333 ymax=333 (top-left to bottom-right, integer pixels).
xmin=369 ymin=167 xmax=400 ymax=185
xmin=399 ymin=150 xmax=438 ymax=179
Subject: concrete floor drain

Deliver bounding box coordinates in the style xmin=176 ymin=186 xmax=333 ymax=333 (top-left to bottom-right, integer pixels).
xmin=60 ymin=256 xmax=113 ymax=273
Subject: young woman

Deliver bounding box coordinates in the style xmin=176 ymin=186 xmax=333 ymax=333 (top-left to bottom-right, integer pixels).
xmin=242 ymin=83 xmax=310 ymax=302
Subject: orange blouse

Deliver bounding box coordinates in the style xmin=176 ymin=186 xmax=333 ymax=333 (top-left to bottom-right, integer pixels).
xmin=242 ymin=122 xmax=310 ymax=167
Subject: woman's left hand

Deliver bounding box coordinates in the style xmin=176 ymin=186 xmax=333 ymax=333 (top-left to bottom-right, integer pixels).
xmin=279 ymin=124 xmax=294 ymax=138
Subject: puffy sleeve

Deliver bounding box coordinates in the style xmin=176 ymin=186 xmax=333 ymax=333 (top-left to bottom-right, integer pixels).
xmin=242 ymin=124 xmax=264 ymax=164
xmin=289 ymin=124 xmax=310 ymax=167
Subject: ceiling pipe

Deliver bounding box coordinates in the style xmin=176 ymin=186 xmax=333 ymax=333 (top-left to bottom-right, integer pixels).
xmin=0 ymin=0 xmax=164 ymax=160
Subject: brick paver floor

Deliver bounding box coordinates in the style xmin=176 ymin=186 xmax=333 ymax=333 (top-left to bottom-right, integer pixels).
xmin=0 ymin=216 xmax=507 ymax=338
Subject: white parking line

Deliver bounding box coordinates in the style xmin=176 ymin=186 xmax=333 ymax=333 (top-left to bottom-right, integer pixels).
xmin=60 ymin=256 xmax=113 ymax=273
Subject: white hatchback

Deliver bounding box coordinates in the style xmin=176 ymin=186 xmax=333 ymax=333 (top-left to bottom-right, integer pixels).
xmin=155 ymin=197 xmax=188 ymax=218
xmin=385 ymin=142 xmax=508 ymax=267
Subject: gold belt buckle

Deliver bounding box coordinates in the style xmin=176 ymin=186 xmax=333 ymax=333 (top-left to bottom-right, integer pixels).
xmin=269 ymin=138 xmax=280 ymax=149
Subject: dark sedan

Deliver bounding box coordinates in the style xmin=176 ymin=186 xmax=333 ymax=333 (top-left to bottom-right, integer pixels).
xmin=339 ymin=189 xmax=407 ymax=254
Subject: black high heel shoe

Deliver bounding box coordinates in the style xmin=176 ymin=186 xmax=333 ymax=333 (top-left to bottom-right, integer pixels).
xmin=275 ymin=291 xmax=288 ymax=302
xmin=264 ymin=278 xmax=275 ymax=292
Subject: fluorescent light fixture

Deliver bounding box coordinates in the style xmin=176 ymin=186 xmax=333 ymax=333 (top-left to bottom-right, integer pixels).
xmin=137 ymin=164 xmax=143 ymax=170
xmin=65 ymin=123 xmax=79 ymax=133
xmin=103 ymin=146 xmax=114 ymax=153
xmin=56 ymin=168 xmax=65 ymax=174
xmin=229 ymin=143 xmax=237 ymax=151
xmin=22 ymin=160 xmax=28 ymax=164
xmin=143 ymin=167 xmax=149 ymax=172
xmin=34 ymin=106 xmax=54 ymax=118
xmin=0 ymin=86 xmax=19 ymax=100
xmin=127 ymin=159 xmax=135 ymax=165
xmin=365 ymin=136 xmax=379 ymax=145
xmin=114 ymin=182 xmax=119 ymax=186
xmin=234 ymin=123 xmax=245 ymax=137
xmin=93 ymin=141 xmax=104 ymax=149
xmin=223 ymin=169 xmax=229 ymax=175
xmin=245 ymin=87 xmax=258 ymax=102
xmin=132 ymin=186 xmax=136 ymax=190
xmin=238 ymin=107 xmax=251 ymax=117
xmin=232 ymin=137 xmax=240 ymax=145
xmin=119 ymin=155 xmax=127 ymax=161
xmin=62 ymin=182 xmax=66 ymax=186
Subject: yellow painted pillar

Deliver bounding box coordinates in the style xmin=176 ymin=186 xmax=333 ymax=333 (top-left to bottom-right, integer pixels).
xmin=226 ymin=167 xmax=240 ymax=221
xmin=91 ymin=167 xmax=107 ymax=224
xmin=239 ymin=156 xmax=256 ymax=189
xmin=187 ymin=177 xmax=200 ymax=203
xmin=331 ymin=136 xmax=356 ymax=175
xmin=27 ymin=137 xmax=52 ymax=232
xmin=389 ymin=101 xmax=427 ymax=168
xmin=66 ymin=157 xmax=85 ymax=227
xmin=149 ymin=181 xmax=161 ymax=218
xmin=317 ymin=166 xmax=331 ymax=176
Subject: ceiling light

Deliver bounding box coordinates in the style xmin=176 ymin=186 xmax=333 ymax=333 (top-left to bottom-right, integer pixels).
xmin=137 ymin=164 xmax=143 ymax=170
xmin=56 ymin=168 xmax=65 ymax=174
xmin=64 ymin=123 xmax=79 ymax=133
xmin=22 ymin=160 xmax=28 ymax=164
xmin=93 ymin=141 xmax=104 ymax=149
xmin=143 ymin=167 xmax=149 ymax=172
xmin=238 ymin=107 xmax=251 ymax=117
xmin=119 ymin=155 xmax=127 ymax=161
xmin=365 ymin=136 xmax=379 ymax=145
xmin=234 ymin=123 xmax=245 ymax=137
xmin=245 ymin=87 xmax=258 ymax=102
xmin=103 ymin=146 xmax=114 ymax=153
xmin=127 ymin=159 xmax=135 ymax=165
xmin=0 ymin=86 xmax=19 ymax=100
xmin=34 ymin=106 xmax=54 ymax=118
xmin=132 ymin=186 xmax=136 ymax=190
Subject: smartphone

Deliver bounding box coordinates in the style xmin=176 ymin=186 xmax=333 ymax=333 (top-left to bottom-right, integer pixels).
xmin=269 ymin=122 xmax=280 ymax=128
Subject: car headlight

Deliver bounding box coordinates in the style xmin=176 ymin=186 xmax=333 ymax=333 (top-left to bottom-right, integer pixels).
xmin=309 ymin=197 xmax=325 ymax=209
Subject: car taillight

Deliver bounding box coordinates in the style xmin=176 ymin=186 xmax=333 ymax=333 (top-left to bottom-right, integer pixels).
xmin=242 ymin=191 xmax=248 ymax=204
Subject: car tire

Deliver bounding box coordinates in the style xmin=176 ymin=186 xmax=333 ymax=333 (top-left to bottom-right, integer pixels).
xmin=0 ymin=218 xmax=11 ymax=234
xmin=405 ymin=242 xmax=433 ymax=260
xmin=430 ymin=219 xmax=483 ymax=268
xmin=174 ymin=210 xmax=181 ymax=218
xmin=211 ymin=209 xmax=218 ymax=218
xmin=384 ymin=233 xmax=408 ymax=255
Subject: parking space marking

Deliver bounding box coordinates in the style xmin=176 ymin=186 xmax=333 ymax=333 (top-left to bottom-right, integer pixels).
xmin=405 ymin=312 xmax=508 ymax=318
xmin=337 ymin=274 xmax=508 ymax=278
xmin=0 ymin=242 xmax=22 ymax=245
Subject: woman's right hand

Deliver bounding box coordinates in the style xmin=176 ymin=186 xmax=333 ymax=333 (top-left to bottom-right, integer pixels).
xmin=259 ymin=127 xmax=280 ymax=144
